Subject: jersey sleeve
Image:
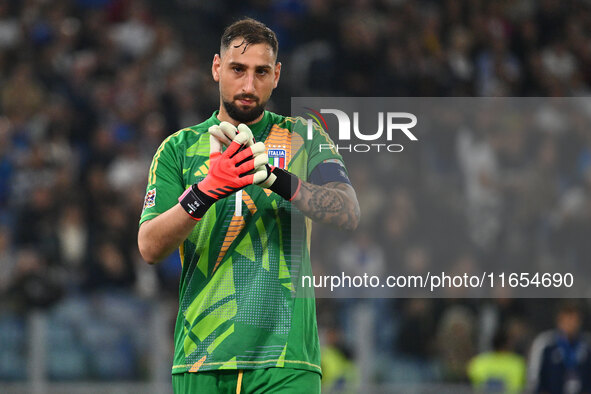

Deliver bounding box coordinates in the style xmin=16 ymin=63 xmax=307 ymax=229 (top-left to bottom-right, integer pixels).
xmin=306 ymin=121 xmax=348 ymax=178
xmin=139 ymin=136 xmax=185 ymax=226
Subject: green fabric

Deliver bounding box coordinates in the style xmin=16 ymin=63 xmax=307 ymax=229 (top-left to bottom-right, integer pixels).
xmin=173 ymin=370 xmax=238 ymax=394
xmin=467 ymin=351 xmax=526 ymax=393
xmin=172 ymin=368 xmax=321 ymax=394
xmin=140 ymin=111 xmax=344 ymax=376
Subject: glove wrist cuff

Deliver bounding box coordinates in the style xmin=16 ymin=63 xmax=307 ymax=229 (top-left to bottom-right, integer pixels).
xmin=178 ymin=184 xmax=216 ymax=220
xmin=269 ymin=167 xmax=301 ymax=201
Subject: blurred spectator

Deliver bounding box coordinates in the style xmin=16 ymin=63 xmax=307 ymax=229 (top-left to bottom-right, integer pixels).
xmin=109 ymin=0 xmax=155 ymax=59
xmin=14 ymin=186 xmax=59 ymax=260
xmin=475 ymin=36 xmax=521 ymax=96
xmin=467 ymin=328 xmax=527 ymax=393
xmin=85 ymin=238 xmax=136 ymax=292
xmin=436 ymin=303 xmax=476 ymax=381
xmin=106 ymin=143 xmax=148 ymax=192
xmin=347 ymin=162 xmax=384 ymax=228
xmin=456 ymin=114 xmax=502 ymax=254
xmin=394 ymin=298 xmax=437 ymax=360
xmin=0 ymin=116 xmax=13 ymax=207
xmin=337 ymin=231 xmax=385 ymax=290
xmin=549 ymin=164 xmax=591 ymax=273
xmin=446 ymin=26 xmax=474 ymax=95
xmin=7 ymin=248 xmax=63 ymax=310
xmin=378 ymin=188 xmax=419 ymax=268
xmin=0 ymin=1 xmax=20 ymax=50
xmin=528 ymin=300 xmax=591 ymax=394
xmin=1 ymin=62 xmax=45 ymax=122
xmin=334 ymin=230 xmax=386 ymax=364
xmin=56 ymin=202 xmax=88 ymax=286
xmin=0 ymin=225 xmax=15 ymax=293
xmin=334 ymin=13 xmax=381 ymax=96
xmin=321 ymin=326 xmax=358 ymax=393
xmin=477 ymin=297 xmax=530 ymax=355
xmin=542 ymin=39 xmax=577 ymax=82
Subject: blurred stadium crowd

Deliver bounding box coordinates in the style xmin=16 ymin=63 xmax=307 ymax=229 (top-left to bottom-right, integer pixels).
xmin=1 ymin=0 xmax=591 ymax=390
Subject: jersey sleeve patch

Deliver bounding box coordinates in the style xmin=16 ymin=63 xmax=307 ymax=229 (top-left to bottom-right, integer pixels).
xmin=143 ymin=188 xmax=156 ymax=211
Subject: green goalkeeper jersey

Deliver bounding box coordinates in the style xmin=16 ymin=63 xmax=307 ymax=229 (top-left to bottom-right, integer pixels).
xmin=140 ymin=111 xmax=345 ymax=376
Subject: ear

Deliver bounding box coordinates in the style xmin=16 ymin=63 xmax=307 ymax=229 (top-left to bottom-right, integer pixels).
xmin=273 ymin=62 xmax=281 ymax=89
xmin=212 ymin=54 xmax=221 ymax=82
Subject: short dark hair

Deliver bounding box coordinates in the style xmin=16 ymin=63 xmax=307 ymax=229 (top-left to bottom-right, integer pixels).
xmin=557 ymin=300 xmax=582 ymax=317
xmin=492 ymin=329 xmax=509 ymax=351
xmin=221 ymin=18 xmax=278 ymax=59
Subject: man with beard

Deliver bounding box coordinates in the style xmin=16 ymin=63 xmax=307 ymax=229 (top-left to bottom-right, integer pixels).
xmin=138 ymin=18 xmax=359 ymax=393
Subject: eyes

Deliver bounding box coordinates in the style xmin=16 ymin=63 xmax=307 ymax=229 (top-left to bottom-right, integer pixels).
xmin=230 ymin=65 xmax=270 ymax=76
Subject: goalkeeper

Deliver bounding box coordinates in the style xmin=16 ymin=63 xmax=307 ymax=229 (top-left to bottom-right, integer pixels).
xmin=138 ymin=17 xmax=360 ymax=394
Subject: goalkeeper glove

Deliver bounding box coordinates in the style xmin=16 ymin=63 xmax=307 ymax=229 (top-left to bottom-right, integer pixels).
xmin=209 ymin=122 xmax=301 ymax=201
xmin=178 ymin=129 xmax=268 ymax=220
xmin=208 ymin=121 xmax=250 ymax=147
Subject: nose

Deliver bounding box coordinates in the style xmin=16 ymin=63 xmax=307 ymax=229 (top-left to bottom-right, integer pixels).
xmin=242 ymin=72 xmax=255 ymax=94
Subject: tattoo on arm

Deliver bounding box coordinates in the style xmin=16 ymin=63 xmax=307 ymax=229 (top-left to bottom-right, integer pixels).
xmin=292 ymin=181 xmax=360 ymax=231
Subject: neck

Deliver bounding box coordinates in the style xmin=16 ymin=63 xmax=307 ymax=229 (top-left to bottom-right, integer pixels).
xmin=217 ymin=104 xmax=264 ymax=126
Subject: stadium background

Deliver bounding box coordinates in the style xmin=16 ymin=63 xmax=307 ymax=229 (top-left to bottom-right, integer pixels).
xmin=1 ymin=0 xmax=591 ymax=392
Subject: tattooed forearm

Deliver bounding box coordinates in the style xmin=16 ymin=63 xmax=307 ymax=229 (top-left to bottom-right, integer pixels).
xmin=292 ymin=181 xmax=360 ymax=231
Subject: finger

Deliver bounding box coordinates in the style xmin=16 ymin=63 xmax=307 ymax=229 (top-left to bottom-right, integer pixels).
xmin=224 ymin=139 xmax=245 ymax=158
xmin=252 ymin=153 xmax=269 ymax=169
xmin=232 ymin=146 xmax=253 ymax=164
xmin=209 ymin=134 xmax=222 ymax=155
xmin=258 ymin=172 xmax=276 ymax=187
xmin=232 ymin=131 xmax=251 ymax=146
xmin=237 ymin=124 xmax=254 ymax=146
xmin=237 ymin=153 xmax=268 ymax=175
xmin=219 ymin=121 xmax=238 ymax=142
xmin=253 ymin=167 xmax=271 ymax=184
xmin=250 ymin=141 xmax=266 ymax=155
xmin=238 ymin=172 xmax=254 ymax=185
xmin=236 ymin=157 xmax=256 ymax=175
xmin=232 ymin=142 xmax=266 ymax=164
xmin=209 ymin=125 xmax=232 ymax=147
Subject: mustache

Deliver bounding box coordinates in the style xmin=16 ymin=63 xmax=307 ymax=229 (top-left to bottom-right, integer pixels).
xmin=234 ymin=94 xmax=259 ymax=102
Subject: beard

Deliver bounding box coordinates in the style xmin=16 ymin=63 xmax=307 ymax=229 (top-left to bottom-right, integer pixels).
xmin=222 ymin=94 xmax=267 ymax=124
